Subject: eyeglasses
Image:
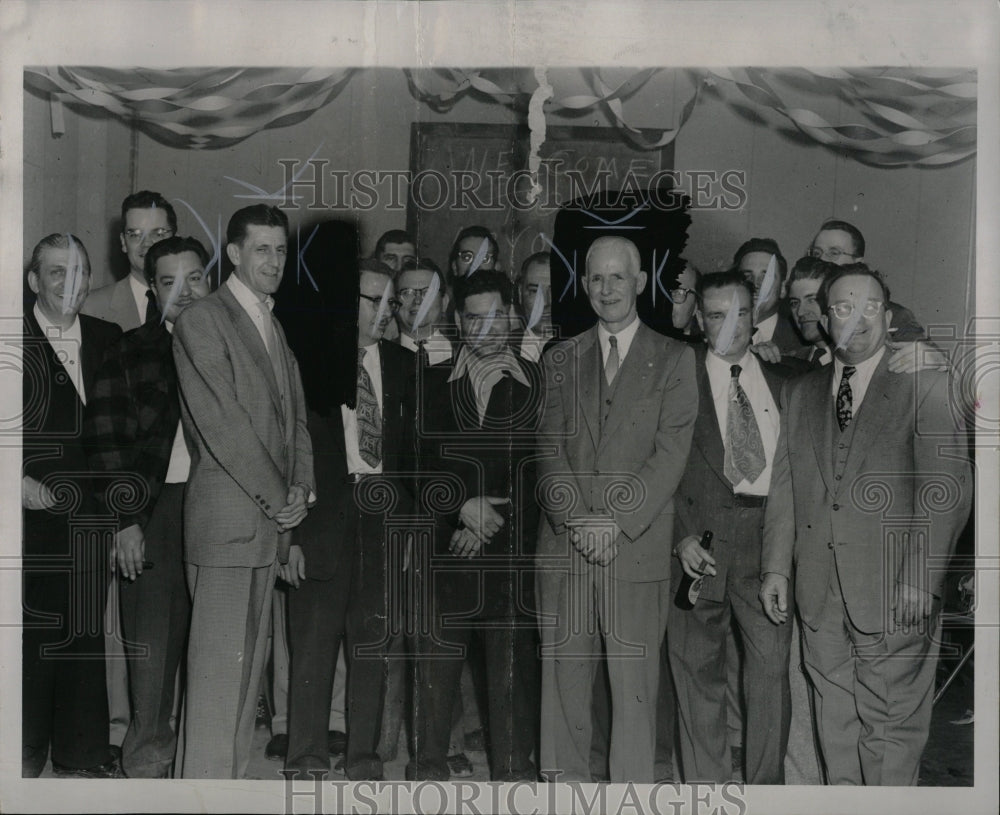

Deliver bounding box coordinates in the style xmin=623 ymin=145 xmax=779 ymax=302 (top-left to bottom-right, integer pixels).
xmin=828 ymin=300 xmax=884 ymax=319
xmin=123 ymin=228 xmax=173 ymax=242
xmin=669 ymin=287 xmax=694 ymax=303
xmin=807 ymin=246 xmax=855 ymax=262
xmin=398 ymin=287 xmax=432 ymax=302
xmin=456 ymin=250 xmax=497 ymax=265
xmin=359 ymin=293 xmax=402 ymax=313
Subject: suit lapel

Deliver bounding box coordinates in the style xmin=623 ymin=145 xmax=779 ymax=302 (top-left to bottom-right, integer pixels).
xmin=691 ymin=347 xmax=729 ymax=488
xmin=113 ymin=278 xmax=141 ymax=328
xmin=576 ymin=329 xmax=600 ymax=450
xmin=837 ymin=355 xmax=898 ymax=491
xmin=599 ymin=323 xmax=655 ymax=447
xmin=79 ymin=317 xmax=106 ymax=395
xmin=806 ymin=367 xmax=837 ymax=497
xmin=218 ymin=286 xmax=284 ymax=420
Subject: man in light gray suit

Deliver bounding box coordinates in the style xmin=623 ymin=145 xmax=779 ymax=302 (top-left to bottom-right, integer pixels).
xmin=537 ymin=236 xmax=697 ymax=783
xmin=173 ymin=204 xmax=314 ymax=779
xmin=760 ymin=264 xmax=971 ymax=785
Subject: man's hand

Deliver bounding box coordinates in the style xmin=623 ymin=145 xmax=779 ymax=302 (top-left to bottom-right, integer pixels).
xmin=449 ymin=527 xmax=484 ymax=559
xmin=751 ymin=341 xmax=782 ymax=364
xmin=892 ymin=582 xmax=935 ymax=628
xmin=459 ymin=496 xmax=507 ymax=543
xmin=567 ymin=519 xmax=620 ymax=565
xmin=113 ymin=524 xmax=146 ymax=581
xmin=275 ymin=484 xmax=310 ymax=532
xmin=278 ymin=544 xmax=306 ymax=588
xmin=886 ymin=340 xmax=950 ymax=374
xmin=22 ymin=475 xmax=57 ymax=511
xmin=759 ymin=572 xmax=789 ymax=625
xmin=674 ymin=534 xmax=717 ymax=580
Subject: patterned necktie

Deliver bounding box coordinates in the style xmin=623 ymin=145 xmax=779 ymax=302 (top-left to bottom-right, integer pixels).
xmin=356 ymin=346 xmax=382 ymax=467
xmin=604 ymin=335 xmax=620 ymax=385
xmin=724 ymin=364 xmax=766 ymax=486
xmin=837 ymin=365 xmax=857 ymax=432
xmin=144 ymin=289 xmax=159 ymax=325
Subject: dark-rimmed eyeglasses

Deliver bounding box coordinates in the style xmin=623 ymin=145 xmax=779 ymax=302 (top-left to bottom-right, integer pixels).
xmin=359 ymin=293 xmax=402 ymax=313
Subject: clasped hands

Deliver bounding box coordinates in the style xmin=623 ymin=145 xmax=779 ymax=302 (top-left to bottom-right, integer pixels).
xmin=565 ymin=516 xmax=621 ymax=566
xmin=450 ymin=496 xmax=508 ymax=558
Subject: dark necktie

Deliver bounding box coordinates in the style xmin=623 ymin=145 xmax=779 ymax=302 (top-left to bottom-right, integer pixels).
xmin=144 ymin=289 xmax=159 ymax=325
xmin=724 ymin=364 xmax=766 ymax=486
xmin=356 ymin=346 xmax=382 ymax=467
xmin=837 ymin=365 xmax=857 ymax=432
xmin=604 ymin=335 xmax=620 ymax=385
xmin=416 ymin=338 xmax=428 ymax=368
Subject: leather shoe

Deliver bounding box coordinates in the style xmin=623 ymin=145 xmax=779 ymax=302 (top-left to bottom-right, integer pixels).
xmin=52 ymin=759 xmax=126 ymax=779
xmin=447 ymin=752 xmax=474 ymax=777
xmin=266 ymin=733 xmax=289 ymax=761
xmin=327 ymin=730 xmax=347 ymax=756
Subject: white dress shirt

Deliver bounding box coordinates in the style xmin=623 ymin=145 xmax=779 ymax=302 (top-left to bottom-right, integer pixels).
xmin=705 ymin=349 xmax=780 ymax=496
xmin=34 ymin=304 xmax=86 ymax=404
xmin=519 ymin=327 xmax=546 ymax=363
xmin=162 ymin=322 xmax=192 ymax=483
xmin=831 ymin=346 xmax=885 ymax=413
xmin=597 ymin=315 xmax=641 ymax=369
xmin=226 ymin=273 xmax=275 ymax=351
xmin=449 ymin=345 xmax=529 ymax=426
xmin=399 ymin=328 xmax=453 ymax=366
xmin=342 ymin=343 xmax=384 ymax=475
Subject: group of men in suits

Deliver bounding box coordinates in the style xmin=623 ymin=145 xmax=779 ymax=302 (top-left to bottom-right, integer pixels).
xmin=22 ymin=193 xmax=971 ymax=788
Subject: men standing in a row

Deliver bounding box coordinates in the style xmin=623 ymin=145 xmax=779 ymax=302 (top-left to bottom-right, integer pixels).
xmin=538 ymin=236 xmax=697 ymax=782
xmin=668 ymin=271 xmax=795 ymax=784
xmin=22 ymin=234 xmax=123 ymax=777
xmin=284 ymin=259 xmax=415 ymax=781
xmin=83 ymin=236 xmax=211 ymax=777
xmin=172 ymin=205 xmax=314 ymax=779
xmin=409 ymin=270 xmax=542 ymax=782
xmin=760 ymin=265 xmax=971 ymax=785
xmin=82 ymin=189 xmax=178 ymax=752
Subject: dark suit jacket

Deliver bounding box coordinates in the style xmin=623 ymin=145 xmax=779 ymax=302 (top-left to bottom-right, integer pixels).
xmin=762 ymin=355 xmax=972 ymax=633
xmin=538 ymin=321 xmax=698 ymax=582
xmin=673 ymin=345 xmax=796 ymax=602
xmin=418 ymin=355 xmax=544 ymax=619
xmin=83 ymin=320 xmax=181 ymax=531
xmin=22 ymin=310 xmax=122 ymax=567
xmin=293 ymin=340 xmax=416 ymax=581
xmin=173 ymin=284 xmax=314 ymax=568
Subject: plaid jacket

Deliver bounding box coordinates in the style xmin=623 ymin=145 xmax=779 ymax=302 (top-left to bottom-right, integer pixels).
xmin=83 ymin=319 xmax=181 ymax=532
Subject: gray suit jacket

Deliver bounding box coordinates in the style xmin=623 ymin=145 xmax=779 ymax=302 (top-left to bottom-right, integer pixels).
xmin=762 ymin=355 xmax=971 ymax=633
xmin=172 ymin=284 xmax=314 ymax=568
xmin=537 ymin=321 xmax=698 ymax=582
xmin=81 ymin=276 xmax=143 ymax=331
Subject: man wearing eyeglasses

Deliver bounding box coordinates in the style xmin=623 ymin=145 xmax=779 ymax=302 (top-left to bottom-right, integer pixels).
xmin=448 ymin=225 xmax=500 ymax=285
xmin=284 ymin=258 xmax=415 ymax=781
xmin=395 ymin=257 xmax=452 ymax=365
xmin=83 ymin=191 xmax=177 ymax=330
xmin=759 ymin=264 xmax=971 ymax=785
xmin=81 ymin=189 xmax=178 ymax=756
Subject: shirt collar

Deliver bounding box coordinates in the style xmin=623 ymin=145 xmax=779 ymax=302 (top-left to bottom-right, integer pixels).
xmin=832 ymin=346 xmax=885 ymax=396
xmin=226 ymin=272 xmax=274 ymax=314
xmin=597 ymin=315 xmax=641 ymax=361
xmin=33 ymin=303 xmax=81 ymax=339
xmin=448 ymin=344 xmax=528 ymax=386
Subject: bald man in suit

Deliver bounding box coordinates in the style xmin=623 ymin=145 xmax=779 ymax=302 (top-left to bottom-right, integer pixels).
xmin=537 ymin=236 xmax=697 ymax=783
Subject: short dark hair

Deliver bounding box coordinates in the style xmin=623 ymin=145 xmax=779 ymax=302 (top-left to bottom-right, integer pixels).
xmin=696 ymin=269 xmax=754 ymax=308
xmin=374 ymin=229 xmax=415 ymax=258
xmin=449 ymin=226 xmax=499 ymax=273
xmin=788 ymin=255 xmax=839 ymax=288
xmin=121 ymin=190 xmax=178 ymax=234
xmin=226 ymin=205 xmax=289 ymax=247
xmin=358 ymin=256 xmax=396 ymax=282
xmin=817 ymin=262 xmax=890 ymax=313
xmin=26 ymin=233 xmax=91 ymax=279
xmin=516 ymin=252 xmax=550 ymax=283
xmin=732 ymin=237 xmax=787 ymax=281
xmin=144 ymin=236 xmax=210 ymax=285
xmin=452 ymin=269 xmax=512 ymax=313
xmin=400 ymin=257 xmax=442 ymax=276
xmin=815 ymin=219 xmax=865 ymax=257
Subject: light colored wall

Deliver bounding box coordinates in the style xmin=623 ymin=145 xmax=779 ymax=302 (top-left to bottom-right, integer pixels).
xmin=23 ymin=67 xmax=975 ymax=332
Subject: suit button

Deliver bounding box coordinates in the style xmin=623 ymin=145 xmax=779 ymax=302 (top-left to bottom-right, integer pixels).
xmin=832 ymin=503 xmax=840 ymax=511
xmin=835 ymin=475 xmax=842 ymax=481
xmin=827 ymin=541 xmax=834 ymax=549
